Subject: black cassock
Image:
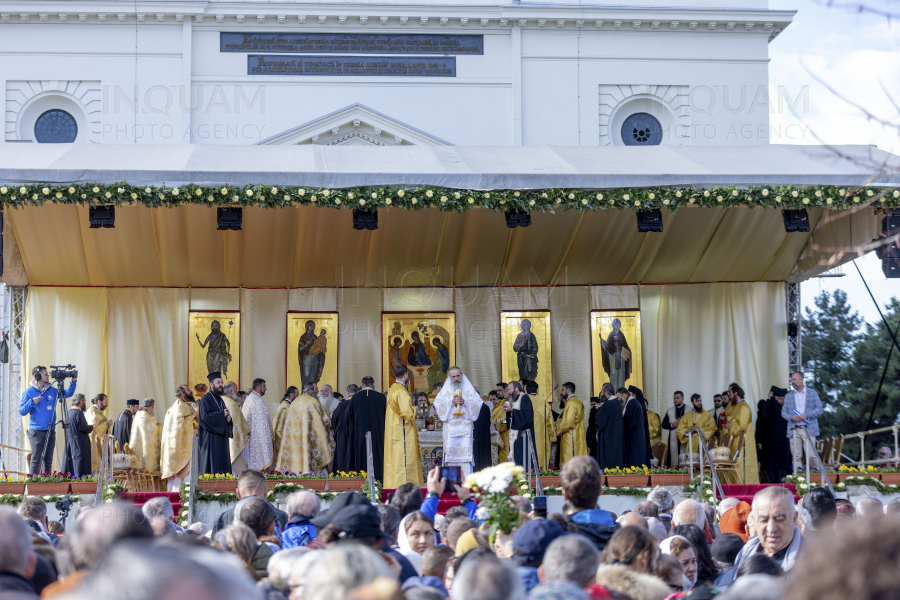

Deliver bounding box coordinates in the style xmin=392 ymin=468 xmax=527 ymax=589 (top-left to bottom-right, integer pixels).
xmin=63 ymin=408 xmax=93 ymax=477
xmin=198 ymin=390 xmax=233 ymax=476
xmin=508 ymin=394 xmax=537 ymax=468
xmin=331 ymin=400 xmax=353 ymax=474
xmin=348 ymin=389 xmax=386 ymax=482
xmin=623 ymin=398 xmax=649 ymax=467
xmin=473 ymin=403 xmax=493 ymax=471
xmin=756 ymin=399 xmax=772 ymax=482
xmin=586 ymin=405 xmax=599 ymax=459
xmin=112 ymin=410 xmax=133 ymax=452
xmin=764 ymin=397 xmax=793 ymax=483
xmin=594 ymin=399 xmax=625 ymax=470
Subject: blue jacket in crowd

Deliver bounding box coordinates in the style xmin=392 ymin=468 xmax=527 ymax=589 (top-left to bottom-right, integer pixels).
xmin=19 ymin=381 xmax=77 ymax=430
xmin=281 ymin=515 xmax=317 ymax=549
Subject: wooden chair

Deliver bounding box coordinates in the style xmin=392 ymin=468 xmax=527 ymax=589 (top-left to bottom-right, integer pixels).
xmin=651 ymin=443 xmax=668 ymax=467
xmin=713 ymin=432 xmax=744 ymax=484
xmin=819 ymin=438 xmax=834 ymax=467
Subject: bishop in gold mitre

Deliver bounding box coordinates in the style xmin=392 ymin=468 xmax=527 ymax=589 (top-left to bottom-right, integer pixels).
xmin=161 ymin=385 xmax=198 ymax=491
xmin=273 ymin=383 xmax=334 ymax=474
xmin=86 ymin=394 xmax=110 ymax=473
xmin=556 ymin=383 xmax=588 ymax=465
xmin=384 ymin=366 xmax=423 ymax=488
xmin=272 ymin=386 xmax=298 ymax=459
xmin=676 ymin=393 xmax=718 ymax=454
xmin=223 ymin=382 xmax=250 ymax=474
xmin=129 ymin=398 xmax=162 ymax=472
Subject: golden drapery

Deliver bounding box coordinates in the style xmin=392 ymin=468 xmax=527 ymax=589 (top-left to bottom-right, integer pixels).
xmin=86 ymin=406 xmax=109 ymax=473
xmin=129 ymin=409 xmax=161 ymax=471
xmin=273 ymin=394 xmax=334 ymax=474
xmin=676 ymin=410 xmax=718 ymax=452
xmin=529 ymin=395 xmax=555 ymax=470
xmin=724 ymin=400 xmax=759 ymax=484
xmin=648 ymin=411 xmax=662 ymax=447
xmin=160 ymin=398 xmax=197 ymax=480
xmin=556 ymin=396 xmax=588 ymax=465
xmin=384 ymin=383 xmax=422 ymax=488
xmin=492 ymin=403 xmax=509 ymax=463
xmin=224 ymin=397 xmax=250 ymax=463
xmin=272 ymin=400 xmax=292 ymax=460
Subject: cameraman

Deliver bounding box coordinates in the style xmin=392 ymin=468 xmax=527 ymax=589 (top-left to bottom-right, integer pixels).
xmin=18 ymin=365 xmax=77 ymax=474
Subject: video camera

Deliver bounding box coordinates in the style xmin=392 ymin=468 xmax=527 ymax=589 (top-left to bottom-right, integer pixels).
xmin=50 ymin=364 xmax=78 ymax=379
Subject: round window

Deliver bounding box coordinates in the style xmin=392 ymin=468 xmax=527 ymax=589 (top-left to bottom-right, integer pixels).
xmin=34 ymin=109 xmax=78 ymax=143
xmin=621 ymin=113 xmax=662 ymax=146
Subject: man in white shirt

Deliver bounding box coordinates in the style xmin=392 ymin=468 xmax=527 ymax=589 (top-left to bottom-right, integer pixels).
xmin=782 ymin=371 xmax=824 ymax=475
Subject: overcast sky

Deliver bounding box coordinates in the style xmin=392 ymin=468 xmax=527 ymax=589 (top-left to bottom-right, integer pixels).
xmin=768 ymin=0 xmax=899 ymax=325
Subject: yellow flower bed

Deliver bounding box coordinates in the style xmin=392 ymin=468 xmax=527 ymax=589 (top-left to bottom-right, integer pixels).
xmin=605 ymin=465 xmax=651 ymax=476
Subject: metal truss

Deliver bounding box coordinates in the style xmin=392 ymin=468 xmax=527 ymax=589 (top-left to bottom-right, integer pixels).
xmin=5 ymin=286 xmax=26 ymax=473
xmin=786 ymin=282 xmax=801 ymax=376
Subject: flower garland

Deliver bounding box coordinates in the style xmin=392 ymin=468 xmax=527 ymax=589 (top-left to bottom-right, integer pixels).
xmin=0 ymin=183 xmax=895 ymax=213
xmin=682 ymin=476 xmax=716 ymax=503
xmin=0 ymin=493 xmax=81 ymax=507
xmin=783 ymin=474 xmax=900 ymax=497
xmin=102 ymin=482 xmax=127 ymax=503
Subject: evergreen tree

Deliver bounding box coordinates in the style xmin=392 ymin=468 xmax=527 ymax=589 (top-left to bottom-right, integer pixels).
xmin=801 ymin=290 xmax=862 ymax=405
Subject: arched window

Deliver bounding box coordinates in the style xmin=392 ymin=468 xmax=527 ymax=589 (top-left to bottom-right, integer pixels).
xmin=621 ymin=113 xmax=662 ymax=146
xmin=34 ymin=109 xmax=78 ymax=143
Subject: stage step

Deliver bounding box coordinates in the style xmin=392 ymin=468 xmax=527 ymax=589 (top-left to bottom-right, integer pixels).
xmin=719 ymin=484 xmax=798 ymax=504
xmin=119 ymin=492 xmax=182 ymax=518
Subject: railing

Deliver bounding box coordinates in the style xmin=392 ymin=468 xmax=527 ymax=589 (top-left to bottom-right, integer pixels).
xmin=688 ymin=431 xmax=725 ymax=511
xmin=0 ymin=443 xmax=28 ymax=479
xmin=833 ymin=424 xmax=900 ymax=469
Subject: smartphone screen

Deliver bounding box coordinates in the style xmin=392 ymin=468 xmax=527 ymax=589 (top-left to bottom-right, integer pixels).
xmin=441 ymin=465 xmax=462 ymax=488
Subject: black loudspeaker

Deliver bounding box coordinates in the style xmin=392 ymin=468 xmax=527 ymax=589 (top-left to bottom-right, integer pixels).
xmin=352 ymin=209 xmax=378 ymax=231
xmin=217 ymin=207 xmax=242 ymax=230
xmin=505 ymin=211 xmax=532 ymax=228
xmin=782 ymin=209 xmax=810 ymax=233
xmin=88 ymin=205 xmax=116 ymax=228
xmin=636 ymin=209 xmax=663 ymax=233
xmin=880 ymin=212 xmax=900 ymax=278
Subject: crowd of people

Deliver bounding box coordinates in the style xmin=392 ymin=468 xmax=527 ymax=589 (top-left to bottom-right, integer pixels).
xmin=4 ymin=455 xmax=900 ymax=600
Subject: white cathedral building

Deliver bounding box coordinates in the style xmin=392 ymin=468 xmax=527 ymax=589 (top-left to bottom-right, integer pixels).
xmin=0 ymin=0 xmax=793 ymax=148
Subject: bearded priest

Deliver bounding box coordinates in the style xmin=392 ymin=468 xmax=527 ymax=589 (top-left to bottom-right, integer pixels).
xmin=384 ymin=366 xmax=422 ymax=488
xmin=434 ymin=367 xmax=484 ymax=477
xmin=161 ymin=385 xmax=199 ymax=491
xmin=273 ymin=382 xmax=334 ymax=475
xmin=129 ymin=398 xmax=161 ymax=472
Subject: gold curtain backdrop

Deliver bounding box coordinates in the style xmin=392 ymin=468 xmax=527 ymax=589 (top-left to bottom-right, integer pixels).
xmin=4 ymin=204 xmax=873 ymax=288
xmin=22 ymin=282 xmax=787 ymax=470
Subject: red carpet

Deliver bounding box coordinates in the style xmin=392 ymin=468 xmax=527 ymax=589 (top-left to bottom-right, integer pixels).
xmin=119 ymin=492 xmax=182 ymax=516
xmin=719 ymin=484 xmax=798 ymax=504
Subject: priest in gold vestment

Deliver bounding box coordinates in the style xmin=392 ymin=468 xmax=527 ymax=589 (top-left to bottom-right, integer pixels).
xmin=224 ymin=382 xmax=250 ymax=474
xmin=129 ymin=398 xmax=162 ymax=472
xmin=161 ymin=385 xmax=199 ymax=491
xmin=86 ymin=394 xmax=110 ymax=474
xmin=556 ymin=383 xmax=588 ymax=465
xmin=648 ymin=409 xmax=662 ymax=448
xmin=492 ymin=394 xmax=509 ymax=464
xmin=526 ymin=381 xmax=555 ymax=470
xmin=676 ymin=394 xmax=718 ymax=456
xmin=384 ymin=366 xmax=423 ymax=488
xmin=272 ymin=386 xmax=298 ymax=459
xmin=273 ymin=383 xmax=334 ymax=474
xmin=723 ymin=383 xmax=759 ymax=484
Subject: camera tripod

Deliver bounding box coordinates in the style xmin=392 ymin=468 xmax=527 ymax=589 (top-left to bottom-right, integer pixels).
xmin=34 ymin=377 xmax=72 ymax=476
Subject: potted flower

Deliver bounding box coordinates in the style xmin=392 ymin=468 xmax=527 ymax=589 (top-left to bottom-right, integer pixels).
xmin=536 ymin=468 xmax=561 ymax=488
xmin=835 ymin=465 xmax=880 ymax=482
xmin=0 ymin=475 xmax=25 ymax=495
xmin=196 ymin=473 xmax=238 ymax=493
xmin=265 ymin=472 xmax=293 ymax=491
xmin=328 ymin=471 xmax=367 ymax=492
xmin=880 ymin=468 xmax=900 ymax=485
xmin=604 ymin=466 xmax=650 ymax=488
xmin=25 ymin=472 xmax=71 ymax=495
xmin=649 ymin=467 xmax=690 ymax=487
xmin=69 ymin=475 xmax=98 ymax=494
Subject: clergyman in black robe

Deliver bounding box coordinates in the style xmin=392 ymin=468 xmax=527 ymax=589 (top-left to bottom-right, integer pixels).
xmin=63 ymin=397 xmax=93 ymax=477
xmin=348 ymin=380 xmax=386 ymax=482
xmin=756 ymin=398 xmax=772 ymax=482
xmin=622 ymin=392 xmax=649 ymax=468
xmin=112 ymin=399 xmax=139 ymax=452
xmin=331 ymin=399 xmax=353 ymax=474
xmin=198 ymin=372 xmax=233 ymax=476
xmin=629 ymin=386 xmax=653 ymax=468
xmin=473 ymin=403 xmax=493 ymax=471
xmin=505 ymin=385 xmax=537 ymax=468
xmin=765 ymin=386 xmax=793 ymax=483
xmin=586 ymin=399 xmax=600 ymax=459
xmin=594 ymin=396 xmax=625 ymax=470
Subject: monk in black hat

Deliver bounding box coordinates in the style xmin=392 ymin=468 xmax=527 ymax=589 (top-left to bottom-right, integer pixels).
xmin=112 ymin=399 xmax=140 ymax=453
xmin=198 ymin=371 xmax=233 ymax=475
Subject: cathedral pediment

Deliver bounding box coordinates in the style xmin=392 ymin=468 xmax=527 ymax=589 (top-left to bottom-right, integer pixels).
xmin=257 ymin=103 xmax=452 ymax=146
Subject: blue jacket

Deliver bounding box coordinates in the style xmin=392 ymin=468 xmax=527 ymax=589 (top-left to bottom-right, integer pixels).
xmin=517 ymin=567 xmax=540 ymax=594
xmin=782 ymin=387 xmax=823 ymax=438
xmin=19 ymin=381 xmax=77 ymax=431
xmin=281 ymin=515 xmax=316 ymax=549
xmin=420 ymin=495 xmax=477 ymax=523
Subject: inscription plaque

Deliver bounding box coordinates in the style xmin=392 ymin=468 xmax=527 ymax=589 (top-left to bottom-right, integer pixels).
xmin=223 ymin=32 xmax=483 ymax=55
xmin=248 ymin=55 xmax=456 ymax=77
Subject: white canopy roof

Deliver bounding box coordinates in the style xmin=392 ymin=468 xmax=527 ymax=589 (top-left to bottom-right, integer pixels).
xmin=0 ymin=143 xmax=897 ymax=189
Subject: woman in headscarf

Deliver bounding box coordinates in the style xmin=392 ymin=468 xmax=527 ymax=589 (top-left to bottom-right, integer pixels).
xmin=397 ymin=511 xmax=437 ymax=575
xmin=660 ymin=536 xmax=698 ymax=592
